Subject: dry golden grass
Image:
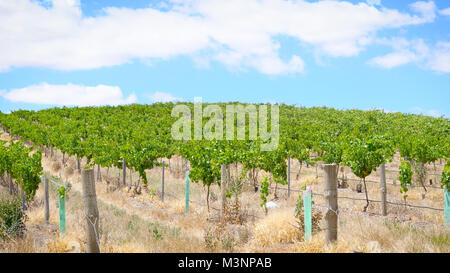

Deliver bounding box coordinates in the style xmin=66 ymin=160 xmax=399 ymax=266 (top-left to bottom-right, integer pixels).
xmin=46 ymin=234 xmax=81 ymax=253
xmin=250 ymin=209 xmax=301 ymax=248
xmin=290 ymin=213 xmax=450 ymax=253
xmin=0 ymin=234 xmax=41 ymax=253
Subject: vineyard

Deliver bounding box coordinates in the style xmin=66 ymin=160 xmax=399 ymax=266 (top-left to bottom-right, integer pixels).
xmin=0 ymin=103 xmax=449 ymax=253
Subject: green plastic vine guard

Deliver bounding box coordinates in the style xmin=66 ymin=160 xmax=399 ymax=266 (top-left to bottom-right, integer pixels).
xmin=185 ymin=170 xmax=190 ymax=214
xmin=59 ymin=194 xmax=66 ymax=234
xmin=445 ymin=188 xmax=449 ymax=227
xmin=303 ymin=186 xmax=312 ymax=241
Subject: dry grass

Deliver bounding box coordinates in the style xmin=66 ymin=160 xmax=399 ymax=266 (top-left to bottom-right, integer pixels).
xmin=290 ymin=214 xmax=450 ymax=253
xmin=249 ymin=209 xmax=301 ymax=249
xmin=0 ymin=234 xmax=41 ymax=253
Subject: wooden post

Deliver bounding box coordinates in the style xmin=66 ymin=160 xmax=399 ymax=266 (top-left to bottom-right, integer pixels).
xmin=77 ymin=158 xmax=81 ymax=173
xmin=220 ymin=164 xmax=227 ymax=219
xmin=44 ymin=177 xmax=49 ymax=224
xmin=287 ymin=158 xmax=291 ymax=198
xmin=8 ymin=174 xmax=13 ymax=195
xmin=161 ymin=161 xmax=165 ymax=202
xmin=81 ymin=169 xmax=100 ymax=253
xmin=185 ymin=169 xmax=190 ymax=214
xmin=324 ymin=164 xmax=338 ymax=244
xmin=380 ymin=164 xmax=387 ymax=216
xmin=96 ymin=165 xmax=101 ymax=182
xmin=122 ymin=159 xmax=126 ymax=186
xmin=21 ymin=187 xmax=27 ymax=211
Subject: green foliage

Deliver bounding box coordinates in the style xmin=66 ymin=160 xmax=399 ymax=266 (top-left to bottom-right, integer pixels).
xmin=1 ymin=103 xmax=448 ymax=212
xmin=294 ymin=195 xmax=304 ymax=218
xmin=148 ymin=188 xmax=155 ymax=200
xmin=259 ymin=176 xmax=269 ymax=209
xmin=152 ymin=227 xmax=162 ymax=240
xmin=441 ymin=163 xmax=450 ymax=189
xmin=57 ymin=186 xmax=66 ymax=199
xmin=343 ymin=135 xmax=394 ymax=179
xmin=399 ymin=160 xmax=413 ymax=201
xmin=0 ymin=141 xmax=43 ymax=201
xmin=0 ymin=197 xmax=26 ymax=239
xmin=228 ymin=177 xmax=243 ymax=199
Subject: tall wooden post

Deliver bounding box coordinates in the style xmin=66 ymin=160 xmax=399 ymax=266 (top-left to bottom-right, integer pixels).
xmin=44 ymin=177 xmax=49 ymax=224
xmin=122 ymin=159 xmax=126 ymax=186
xmin=161 ymin=161 xmax=165 ymax=202
xmin=380 ymin=164 xmax=387 ymax=216
xmin=324 ymin=164 xmax=338 ymax=243
xmin=220 ymin=164 xmax=227 ymax=219
xmin=81 ymin=169 xmax=100 ymax=253
xmin=287 ymin=158 xmax=291 ymax=198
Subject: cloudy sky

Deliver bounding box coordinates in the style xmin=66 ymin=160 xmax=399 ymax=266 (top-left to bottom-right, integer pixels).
xmin=0 ymin=0 xmax=449 ymax=116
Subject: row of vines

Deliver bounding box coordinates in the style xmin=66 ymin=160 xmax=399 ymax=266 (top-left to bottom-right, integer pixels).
xmin=0 ymin=140 xmax=42 ymax=200
xmin=0 ymin=104 xmax=449 ymax=209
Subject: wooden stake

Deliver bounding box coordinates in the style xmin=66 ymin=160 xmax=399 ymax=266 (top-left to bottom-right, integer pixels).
xmin=220 ymin=164 xmax=227 ymax=219
xmin=44 ymin=177 xmax=49 ymax=224
xmin=122 ymin=159 xmax=126 ymax=186
xmin=324 ymin=164 xmax=338 ymax=243
xmin=380 ymin=164 xmax=387 ymax=216
xmin=8 ymin=174 xmax=12 ymax=195
xmin=21 ymin=187 xmax=27 ymax=212
xmin=96 ymin=165 xmax=101 ymax=182
xmin=81 ymin=169 xmax=100 ymax=253
xmin=287 ymin=158 xmax=291 ymax=198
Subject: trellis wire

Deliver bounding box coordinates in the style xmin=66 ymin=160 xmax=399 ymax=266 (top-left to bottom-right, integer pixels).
xmin=311 ymin=192 xmax=444 ymax=211
xmin=288 ymin=172 xmax=442 ymax=189
xmin=238 ymin=179 xmax=444 ymax=212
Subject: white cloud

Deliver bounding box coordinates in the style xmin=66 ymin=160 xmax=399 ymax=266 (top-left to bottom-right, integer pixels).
xmin=368 ymin=38 xmax=428 ymax=68
xmin=368 ymin=38 xmax=450 ymax=73
xmin=367 ymin=107 xmax=397 ymax=113
xmin=147 ymin=91 xmax=182 ymax=103
xmin=368 ymin=51 xmax=417 ymax=68
xmin=409 ymin=1 xmax=437 ymax=22
xmin=410 ymin=107 xmax=446 ymax=117
xmin=0 ymin=0 xmax=440 ymax=75
xmin=440 ymin=7 xmax=450 ymax=16
xmin=1 ymin=83 xmax=137 ymax=106
xmin=426 ymin=42 xmax=450 ymax=73
xmin=366 ymin=0 xmax=381 ymax=6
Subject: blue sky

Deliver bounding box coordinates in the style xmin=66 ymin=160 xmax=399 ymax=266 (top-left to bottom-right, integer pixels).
xmin=0 ymin=0 xmax=449 ymax=117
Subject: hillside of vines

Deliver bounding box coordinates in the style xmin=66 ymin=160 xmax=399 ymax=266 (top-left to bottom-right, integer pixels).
xmin=0 ymin=103 xmax=449 ymax=253
xmin=0 ymin=104 xmax=448 ymax=195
